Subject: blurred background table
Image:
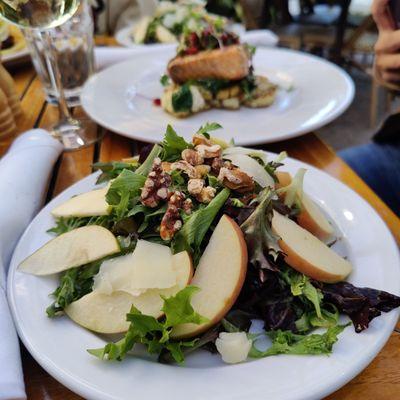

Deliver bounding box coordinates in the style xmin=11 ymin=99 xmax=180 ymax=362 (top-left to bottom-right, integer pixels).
xmin=5 ymin=36 xmax=400 ymax=400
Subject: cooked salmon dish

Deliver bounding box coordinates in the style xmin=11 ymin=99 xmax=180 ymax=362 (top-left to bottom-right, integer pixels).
xmin=160 ymin=26 xmax=277 ymax=118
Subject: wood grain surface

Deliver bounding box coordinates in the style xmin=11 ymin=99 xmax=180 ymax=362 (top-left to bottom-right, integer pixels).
xmin=5 ymin=39 xmax=400 ymax=400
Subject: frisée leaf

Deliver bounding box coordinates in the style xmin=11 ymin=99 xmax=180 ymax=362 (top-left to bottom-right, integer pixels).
xmin=249 ymin=324 xmax=348 ymax=358
xmin=240 ymin=188 xmax=281 ymax=271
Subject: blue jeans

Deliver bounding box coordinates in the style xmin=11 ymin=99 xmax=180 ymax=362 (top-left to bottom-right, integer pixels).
xmin=340 ymin=142 xmax=400 ymax=216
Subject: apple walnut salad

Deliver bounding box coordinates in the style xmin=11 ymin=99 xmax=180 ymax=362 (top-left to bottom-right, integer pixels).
xmin=19 ymin=123 xmax=400 ymax=365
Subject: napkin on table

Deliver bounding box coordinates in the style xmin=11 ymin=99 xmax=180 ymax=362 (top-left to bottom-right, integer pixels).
xmin=240 ymin=30 xmax=279 ymax=47
xmin=0 ymin=129 xmax=63 ymax=400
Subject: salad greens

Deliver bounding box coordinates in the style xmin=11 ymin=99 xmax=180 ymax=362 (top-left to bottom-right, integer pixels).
xmin=44 ymin=122 xmax=400 ymax=366
xmin=89 ymin=286 xmax=208 ymax=363
xmin=249 ymin=324 xmax=349 ymax=358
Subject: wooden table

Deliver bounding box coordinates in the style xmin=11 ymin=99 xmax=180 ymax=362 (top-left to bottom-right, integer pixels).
xmin=6 ymin=51 xmax=400 ymax=400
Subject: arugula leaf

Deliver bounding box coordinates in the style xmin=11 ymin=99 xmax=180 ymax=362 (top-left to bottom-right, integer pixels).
xmin=172 ymin=188 xmax=230 ymax=263
xmin=135 ymin=144 xmax=162 ymax=176
xmin=240 ymin=188 xmax=281 ymax=271
xmin=249 ymin=324 xmax=348 ymax=358
xmin=46 ymin=261 xmax=101 ymax=317
xmin=106 ymin=170 xmax=146 ymax=220
xmin=172 ymin=84 xmax=193 ymax=113
xmin=88 ymin=286 xmax=207 ymax=363
xmin=93 ymin=161 xmax=138 ymax=184
xmin=128 ymin=204 xmax=167 ymax=233
xmin=160 ymin=74 xmax=170 ymax=87
xmin=196 ymin=122 xmax=222 ymax=137
xmin=48 ymin=216 xmax=110 ymax=236
xmin=161 ymin=125 xmax=192 ymax=162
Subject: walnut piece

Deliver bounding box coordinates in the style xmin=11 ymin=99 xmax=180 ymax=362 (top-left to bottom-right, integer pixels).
xmin=171 ymin=160 xmax=197 ymax=179
xmin=141 ymin=158 xmax=171 ymax=207
xmin=218 ymin=167 xmax=255 ymax=193
xmin=194 ymin=164 xmax=211 ymax=178
xmin=197 ymin=186 xmax=216 ymax=203
xmin=161 ymin=161 xmax=172 ymax=172
xmin=188 ymin=178 xmax=205 ymax=195
xmin=192 ymin=133 xmax=211 ymax=146
xmin=160 ymin=191 xmax=185 ymax=241
xmin=195 ymin=144 xmax=222 ymax=159
xmin=181 ymin=149 xmax=204 ymax=166
xmin=210 ymin=157 xmax=224 ymax=174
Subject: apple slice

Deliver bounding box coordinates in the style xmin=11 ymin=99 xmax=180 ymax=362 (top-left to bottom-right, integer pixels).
xmin=65 ymin=251 xmax=193 ymax=334
xmin=51 ymin=186 xmax=110 ymax=218
xmin=276 ymin=171 xmax=334 ymax=242
xmin=223 ymin=153 xmax=275 ymax=188
xmin=19 ymin=226 xmax=120 ymax=275
xmin=171 ymin=215 xmax=247 ymax=339
xmin=271 ymin=211 xmax=352 ymax=283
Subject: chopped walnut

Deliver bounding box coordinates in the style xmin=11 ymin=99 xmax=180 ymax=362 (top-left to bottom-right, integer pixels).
xmin=210 ymin=157 xmax=224 ymax=174
xmin=171 ymin=160 xmax=197 ymax=179
xmin=194 ymin=164 xmax=211 ymax=178
xmin=181 ymin=149 xmax=204 ymax=166
xmin=218 ymin=167 xmax=255 ymax=193
xmin=160 ymin=191 xmax=185 ymax=241
xmin=183 ymin=198 xmax=193 ymax=215
xmin=161 ymin=161 xmax=172 ymax=172
xmin=192 ymin=133 xmax=211 ymax=146
xmin=195 ymin=144 xmax=222 ymax=159
xmin=196 ymin=186 xmax=216 ymax=203
xmin=188 ymin=178 xmax=205 ymax=195
xmin=141 ymin=158 xmax=171 ymax=207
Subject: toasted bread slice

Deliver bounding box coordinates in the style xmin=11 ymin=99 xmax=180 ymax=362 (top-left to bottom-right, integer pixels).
xmin=168 ymin=45 xmax=250 ymax=84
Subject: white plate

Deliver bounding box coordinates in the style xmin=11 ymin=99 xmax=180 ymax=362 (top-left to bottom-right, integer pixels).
xmin=115 ymin=25 xmax=178 ymax=51
xmin=8 ymin=153 xmax=400 ymax=400
xmin=81 ymin=47 xmax=354 ymax=145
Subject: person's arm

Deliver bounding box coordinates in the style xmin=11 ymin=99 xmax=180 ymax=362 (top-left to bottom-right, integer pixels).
xmin=373 ymin=0 xmax=400 ymax=90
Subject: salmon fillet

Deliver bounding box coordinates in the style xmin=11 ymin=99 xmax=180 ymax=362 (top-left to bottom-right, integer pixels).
xmin=167 ymin=45 xmax=250 ymax=84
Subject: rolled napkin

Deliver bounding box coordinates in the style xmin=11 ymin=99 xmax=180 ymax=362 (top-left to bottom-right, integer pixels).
xmin=0 ymin=129 xmax=63 ymax=400
xmin=240 ymin=30 xmax=279 ymax=47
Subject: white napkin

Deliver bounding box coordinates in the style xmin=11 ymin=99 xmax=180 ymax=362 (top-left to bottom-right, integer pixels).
xmin=240 ymin=30 xmax=279 ymax=47
xmin=0 ymin=129 xmax=63 ymax=400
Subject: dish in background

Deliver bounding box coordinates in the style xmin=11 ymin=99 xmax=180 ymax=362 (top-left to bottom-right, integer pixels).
xmin=81 ymin=47 xmax=354 ymax=145
xmin=0 ymin=21 xmax=29 ymax=65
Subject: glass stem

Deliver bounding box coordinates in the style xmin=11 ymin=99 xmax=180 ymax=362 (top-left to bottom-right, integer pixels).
xmin=41 ymin=30 xmax=73 ymax=122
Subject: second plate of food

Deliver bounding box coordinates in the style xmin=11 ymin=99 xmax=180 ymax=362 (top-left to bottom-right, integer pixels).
xmin=82 ymin=47 xmax=354 ymax=145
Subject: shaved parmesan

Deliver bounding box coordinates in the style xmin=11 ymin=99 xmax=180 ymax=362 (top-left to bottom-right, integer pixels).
xmin=93 ymin=240 xmax=176 ymax=296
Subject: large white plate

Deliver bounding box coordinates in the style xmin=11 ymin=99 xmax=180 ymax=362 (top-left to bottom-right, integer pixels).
xmin=8 ymin=153 xmax=400 ymax=400
xmin=81 ymin=47 xmax=354 ymax=145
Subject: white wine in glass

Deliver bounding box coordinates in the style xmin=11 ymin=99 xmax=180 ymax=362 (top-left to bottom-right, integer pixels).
xmin=0 ymin=0 xmax=79 ymax=29
xmin=0 ymin=0 xmax=99 ymax=151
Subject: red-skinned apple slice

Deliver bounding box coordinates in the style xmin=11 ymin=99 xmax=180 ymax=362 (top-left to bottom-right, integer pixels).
xmin=276 ymin=171 xmax=335 ymax=242
xmin=171 ymin=215 xmax=248 ymax=339
xmin=272 ymin=210 xmax=352 ymax=283
xmin=65 ymin=251 xmax=193 ymax=334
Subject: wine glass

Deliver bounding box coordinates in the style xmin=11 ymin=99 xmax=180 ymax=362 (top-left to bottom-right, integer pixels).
xmin=0 ymin=0 xmax=99 ymax=151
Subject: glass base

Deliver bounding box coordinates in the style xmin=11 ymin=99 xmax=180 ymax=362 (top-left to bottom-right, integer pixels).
xmin=52 ymin=118 xmax=102 ymax=151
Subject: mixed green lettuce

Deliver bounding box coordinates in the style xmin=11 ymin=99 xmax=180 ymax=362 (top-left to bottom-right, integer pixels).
xmin=45 ymin=123 xmax=400 ymax=366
